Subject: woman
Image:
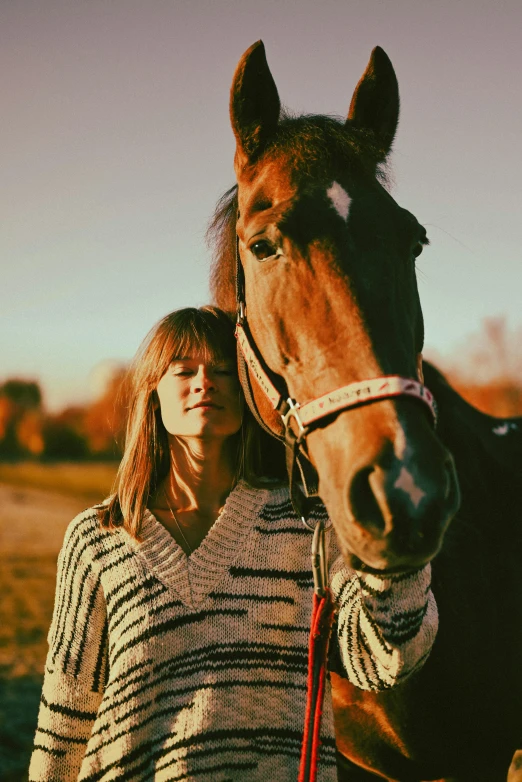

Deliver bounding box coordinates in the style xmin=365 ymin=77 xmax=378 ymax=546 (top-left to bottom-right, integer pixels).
xmin=30 ymin=306 xmax=438 ymax=782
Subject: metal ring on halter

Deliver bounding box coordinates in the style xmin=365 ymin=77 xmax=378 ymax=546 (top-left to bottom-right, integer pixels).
xmin=301 ymin=514 xmax=333 ymax=532
xmin=281 ymin=399 xmax=309 ymax=444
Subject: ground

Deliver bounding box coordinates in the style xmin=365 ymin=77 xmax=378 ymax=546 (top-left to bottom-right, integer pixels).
xmin=0 ymin=463 xmax=116 ymax=781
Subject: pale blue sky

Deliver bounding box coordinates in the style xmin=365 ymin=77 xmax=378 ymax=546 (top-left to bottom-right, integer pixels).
xmin=2 ymin=0 xmax=521 ymax=409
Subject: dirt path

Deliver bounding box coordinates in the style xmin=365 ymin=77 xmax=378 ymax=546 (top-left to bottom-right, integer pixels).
xmin=0 ymin=482 xmax=89 ymax=780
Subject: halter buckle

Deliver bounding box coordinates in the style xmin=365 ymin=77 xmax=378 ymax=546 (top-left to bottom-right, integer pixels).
xmin=281 ymin=398 xmax=308 ymax=444
xmin=237 ymin=300 xmax=246 ymax=324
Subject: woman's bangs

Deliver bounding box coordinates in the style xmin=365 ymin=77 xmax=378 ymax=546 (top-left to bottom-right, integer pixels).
xmin=170 ymin=312 xmax=236 ymax=366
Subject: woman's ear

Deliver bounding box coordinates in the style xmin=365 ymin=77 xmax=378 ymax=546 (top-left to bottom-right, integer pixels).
xmin=151 ymin=390 xmax=160 ymax=411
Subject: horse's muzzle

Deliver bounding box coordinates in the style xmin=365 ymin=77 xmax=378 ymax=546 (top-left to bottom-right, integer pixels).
xmin=342 ymin=448 xmax=460 ymax=570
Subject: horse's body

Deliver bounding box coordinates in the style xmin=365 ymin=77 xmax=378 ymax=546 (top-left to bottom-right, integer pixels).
xmin=334 ymin=361 xmax=522 ymax=780
xmin=210 ymin=41 xmax=522 ymax=780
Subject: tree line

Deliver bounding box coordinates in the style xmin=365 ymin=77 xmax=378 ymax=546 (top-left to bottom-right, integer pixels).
xmin=1 ymin=318 xmax=520 ymax=462
xmin=0 ymin=369 xmax=128 ymax=461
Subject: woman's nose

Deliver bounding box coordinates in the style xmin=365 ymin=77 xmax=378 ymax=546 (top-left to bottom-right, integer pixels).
xmin=192 ymin=367 xmax=215 ymax=392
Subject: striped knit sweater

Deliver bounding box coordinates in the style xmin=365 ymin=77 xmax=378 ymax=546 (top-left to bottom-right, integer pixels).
xmin=29 ymin=481 xmax=437 ymax=782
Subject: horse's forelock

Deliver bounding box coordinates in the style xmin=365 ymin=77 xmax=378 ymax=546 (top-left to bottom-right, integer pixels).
xmin=271 ymin=113 xmax=392 ymax=187
xmin=208 ymin=113 xmax=392 ymax=313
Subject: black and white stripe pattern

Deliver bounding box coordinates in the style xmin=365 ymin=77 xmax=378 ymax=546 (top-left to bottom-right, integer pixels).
xmin=330 ymin=559 xmax=438 ymax=690
xmin=30 ymin=482 xmax=437 ymax=781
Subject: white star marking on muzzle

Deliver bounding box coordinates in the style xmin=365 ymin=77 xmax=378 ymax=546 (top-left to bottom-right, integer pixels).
xmin=394 ymin=466 xmax=426 ymax=509
xmin=327 ymin=181 xmax=351 ymax=221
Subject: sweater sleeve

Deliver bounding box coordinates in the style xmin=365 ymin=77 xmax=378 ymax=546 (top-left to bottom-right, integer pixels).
xmin=329 ymin=557 xmax=438 ymax=691
xmin=29 ymin=514 xmax=109 ymax=782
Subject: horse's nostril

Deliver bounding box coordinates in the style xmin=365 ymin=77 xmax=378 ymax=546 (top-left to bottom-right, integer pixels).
xmin=348 ymin=466 xmax=387 ymax=536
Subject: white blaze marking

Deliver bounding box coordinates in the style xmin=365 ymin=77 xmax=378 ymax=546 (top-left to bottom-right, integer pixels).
xmin=394 ymin=466 xmax=426 ymax=509
xmin=327 ymin=181 xmax=351 ymax=221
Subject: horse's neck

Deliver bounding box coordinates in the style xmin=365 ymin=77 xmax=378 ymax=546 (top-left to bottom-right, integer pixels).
xmin=424 ymin=361 xmax=522 ymax=531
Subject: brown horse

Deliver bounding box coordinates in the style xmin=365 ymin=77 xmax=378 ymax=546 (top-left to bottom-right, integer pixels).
xmin=209 ymin=42 xmax=522 ymax=781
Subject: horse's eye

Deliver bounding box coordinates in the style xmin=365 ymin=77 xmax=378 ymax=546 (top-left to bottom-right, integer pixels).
xmin=250 ymin=240 xmax=277 ymax=261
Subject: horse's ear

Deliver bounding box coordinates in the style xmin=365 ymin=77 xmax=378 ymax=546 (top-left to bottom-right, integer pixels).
xmin=230 ymin=41 xmax=281 ymax=167
xmin=347 ymin=47 xmax=400 ymax=162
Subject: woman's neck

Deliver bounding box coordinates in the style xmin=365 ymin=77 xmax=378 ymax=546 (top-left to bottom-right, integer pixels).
xmin=162 ymin=435 xmax=237 ymax=514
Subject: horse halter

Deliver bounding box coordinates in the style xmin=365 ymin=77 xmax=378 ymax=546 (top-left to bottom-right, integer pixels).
xmin=234 ymin=229 xmax=438 ymax=530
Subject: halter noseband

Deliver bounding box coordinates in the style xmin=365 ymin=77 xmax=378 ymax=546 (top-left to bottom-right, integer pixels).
xmin=236 ymin=320 xmax=436 ymax=440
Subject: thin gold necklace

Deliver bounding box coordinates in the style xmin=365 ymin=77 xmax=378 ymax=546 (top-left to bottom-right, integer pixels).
xmin=163 ymin=488 xmax=192 ymax=555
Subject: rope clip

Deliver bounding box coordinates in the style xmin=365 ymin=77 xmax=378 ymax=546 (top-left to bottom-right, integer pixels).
xmin=311 ymin=520 xmax=328 ymax=598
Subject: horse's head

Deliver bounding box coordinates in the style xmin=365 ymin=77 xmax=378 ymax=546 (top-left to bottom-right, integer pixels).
xmin=217 ymin=41 xmax=460 ymax=572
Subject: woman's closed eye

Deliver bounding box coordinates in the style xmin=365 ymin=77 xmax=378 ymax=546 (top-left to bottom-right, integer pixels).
xmin=170 ymin=364 xmax=235 ymax=378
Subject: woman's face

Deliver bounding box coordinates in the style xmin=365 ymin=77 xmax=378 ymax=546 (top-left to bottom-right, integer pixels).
xmin=156 ymin=353 xmax=243 ymax=440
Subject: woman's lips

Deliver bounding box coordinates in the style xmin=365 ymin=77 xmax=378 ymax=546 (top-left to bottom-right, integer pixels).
xmin=190 ymin=402 xmax=223 ymax=410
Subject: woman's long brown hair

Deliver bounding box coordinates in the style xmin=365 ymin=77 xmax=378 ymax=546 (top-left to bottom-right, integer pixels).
xmin=98 ymin=306 xmax=284 ymax=539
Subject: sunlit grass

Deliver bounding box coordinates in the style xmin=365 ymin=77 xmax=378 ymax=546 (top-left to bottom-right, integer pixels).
xmin=0 ymin=461 xmax=118 ymax=503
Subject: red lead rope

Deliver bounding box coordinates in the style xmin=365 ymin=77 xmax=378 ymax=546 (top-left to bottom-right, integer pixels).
xmin=295 ymin=514 xmax=336 ymax=781
xmin=298 ymin=589 xmax=336 ymax=781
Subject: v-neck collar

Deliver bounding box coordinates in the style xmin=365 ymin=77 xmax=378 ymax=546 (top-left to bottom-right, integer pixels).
xmin=124 ymin=481 xmax=268 ymax=608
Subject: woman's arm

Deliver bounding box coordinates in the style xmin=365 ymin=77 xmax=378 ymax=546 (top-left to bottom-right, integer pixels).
xmin=329 ymin=558 xmax=438 ymax=691
xmin=29 ymin=511 xmax=108 ymax=781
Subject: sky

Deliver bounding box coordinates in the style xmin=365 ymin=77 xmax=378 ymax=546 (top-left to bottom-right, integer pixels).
xmin=2 ymin=0 xmax=521 ymax=410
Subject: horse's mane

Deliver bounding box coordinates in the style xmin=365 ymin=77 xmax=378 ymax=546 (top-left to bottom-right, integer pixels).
xmin=207 ymin=112 xmax=392 ymax=313
xmin=208 ymin=185 xmax=238 ymax=314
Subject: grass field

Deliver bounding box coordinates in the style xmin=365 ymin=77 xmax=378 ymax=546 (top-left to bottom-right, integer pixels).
xmin=0 ymin=461 xmax=117 ymax=780
xmin=0 ymin=461 xmax=117 ymax=503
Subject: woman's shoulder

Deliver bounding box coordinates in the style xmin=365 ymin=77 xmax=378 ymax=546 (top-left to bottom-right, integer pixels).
xmin=60 ymin=501 xmax=117 ymax=561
